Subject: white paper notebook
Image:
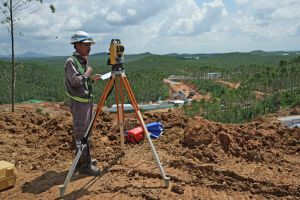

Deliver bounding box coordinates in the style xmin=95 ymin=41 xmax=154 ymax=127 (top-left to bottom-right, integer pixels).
xmin=101 ymin=72 xmax=111 ymax=80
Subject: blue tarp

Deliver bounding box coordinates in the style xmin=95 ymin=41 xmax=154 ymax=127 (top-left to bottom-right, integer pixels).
xmin=146 ymin=122 xmax=164 ymax=139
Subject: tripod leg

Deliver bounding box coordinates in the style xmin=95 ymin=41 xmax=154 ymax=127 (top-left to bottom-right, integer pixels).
xmin=94 ymin=77 xmax=115 ymax=118
xmin=119 ymin=78 xmax=125 ymax=148
xmin=121 ymin=75 xmax=170 ymax=187
xmin=115 ymin=78 xmax=125 ymax=149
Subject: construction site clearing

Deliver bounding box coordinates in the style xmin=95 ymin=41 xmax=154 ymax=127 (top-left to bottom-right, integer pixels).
xmin=0 ymin=101 xmax=300 ymax=200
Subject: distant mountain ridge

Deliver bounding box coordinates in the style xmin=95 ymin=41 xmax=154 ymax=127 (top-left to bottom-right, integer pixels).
xmin=1 ymin=50 xmax=299 ymax=59
xmin=167 ymin=50 xmax=300 ymax=59
xmin=17 ymin=51 xmax=52 ymax=58
xmin=0 ymin=51 xmax=52 ymax=58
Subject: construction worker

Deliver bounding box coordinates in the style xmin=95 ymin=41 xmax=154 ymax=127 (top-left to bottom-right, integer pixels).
xmin=64 ymin=31 xmax=101 ymax=176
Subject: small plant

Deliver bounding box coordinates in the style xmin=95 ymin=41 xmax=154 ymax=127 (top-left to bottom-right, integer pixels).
xmin=36 ymin=108 xmax=42 ymax=114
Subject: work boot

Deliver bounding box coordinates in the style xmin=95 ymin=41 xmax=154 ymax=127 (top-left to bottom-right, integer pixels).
xmin=79 ymin=164 xmax=100 ymax=176
xmin=75 ymin=159 xmax=97 ymax=171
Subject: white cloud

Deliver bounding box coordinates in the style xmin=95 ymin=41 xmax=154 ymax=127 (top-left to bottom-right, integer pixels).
xmin=127 ymin=9 xmax=137 ymax=17
xmin=0 ymin=0 xmax=300 ymax=56
xmin=271 ymin=5 xmax=300 ymax=19
xmin=161 ymin=0 xmax=227 ymax=36
xmin=106 ymin=11 xmax=123 ymax=23
xmin=231 ymin=0 xmax=300 ymax=40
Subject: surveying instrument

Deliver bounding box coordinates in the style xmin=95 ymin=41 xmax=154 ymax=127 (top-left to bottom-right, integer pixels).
xmin=59 ymin=39 xmax=170 ymax=197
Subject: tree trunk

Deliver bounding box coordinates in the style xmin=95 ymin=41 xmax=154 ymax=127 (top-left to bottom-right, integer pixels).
xmin=10 ymin=0 xmax=15 ymax=112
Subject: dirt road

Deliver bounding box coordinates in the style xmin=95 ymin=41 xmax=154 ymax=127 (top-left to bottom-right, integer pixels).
xmin=163 ymin=79 xmax=210 ymax=100
xmin=0 ymin=102 xmax=300 ymax=199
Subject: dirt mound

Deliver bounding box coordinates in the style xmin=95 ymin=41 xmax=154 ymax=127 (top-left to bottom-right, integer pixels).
xmin=179 ymin=116 xmax=300 ymax=198
xmin=0 ymin=110 xmax=72 ymax=171
xmin=1 ymin=104 xmax=300 ymax=199
xmin=184 ymin=116 xmax=300 ymax=160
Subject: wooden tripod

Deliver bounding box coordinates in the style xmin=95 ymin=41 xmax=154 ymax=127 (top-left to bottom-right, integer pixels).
xmin=59 ymin=69 xmax=170 ymax=197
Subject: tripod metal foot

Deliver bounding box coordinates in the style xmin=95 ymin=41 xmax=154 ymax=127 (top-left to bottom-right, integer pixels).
xmin=59 ymin=185 xmax=66 ymax=199
xmin=164 ymin=177 xmax=170 ymax=188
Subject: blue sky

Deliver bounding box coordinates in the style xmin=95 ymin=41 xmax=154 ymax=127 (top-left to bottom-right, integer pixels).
xmin=0 ymin=0 xmax=299 ymax=56
xmin=222 ymin=0 xmax=238 ymax=11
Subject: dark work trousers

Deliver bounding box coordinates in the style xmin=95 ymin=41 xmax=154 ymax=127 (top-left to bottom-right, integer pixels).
xmin=70 ymin=99 xmax=93 ymax=168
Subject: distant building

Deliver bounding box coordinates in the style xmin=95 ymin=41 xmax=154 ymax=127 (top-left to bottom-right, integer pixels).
xmin=205 ymin=72 xmax=221 ymax=79
xmin=278 ymin=116 xmax=300 ymax=128
xmin=168 ymin=100 xmax=185 ymax=106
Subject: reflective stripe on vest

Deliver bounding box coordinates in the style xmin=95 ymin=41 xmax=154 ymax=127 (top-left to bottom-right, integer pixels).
xmin=66 ymin=92 xmax=92 ymax=103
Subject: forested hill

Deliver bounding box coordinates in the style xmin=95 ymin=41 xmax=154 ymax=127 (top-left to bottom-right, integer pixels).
xmin=1 ymin=51 xmax=300 ymax=123
xmin=167 ymin=51 xmax=300 ymax=67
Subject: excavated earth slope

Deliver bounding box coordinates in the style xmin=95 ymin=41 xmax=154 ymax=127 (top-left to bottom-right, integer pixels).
xmin=0 ymin=103 xmax=300 ymax=199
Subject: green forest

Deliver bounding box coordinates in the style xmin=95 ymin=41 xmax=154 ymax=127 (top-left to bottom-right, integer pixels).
xmin=1 ymin=51 xmax=300 ymax=123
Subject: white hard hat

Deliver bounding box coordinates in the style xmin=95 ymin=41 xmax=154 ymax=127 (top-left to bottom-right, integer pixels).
xmin=70 ymin=31 xmax=95 ymax=44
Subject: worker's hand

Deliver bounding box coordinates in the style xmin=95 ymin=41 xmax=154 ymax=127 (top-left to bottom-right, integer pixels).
xmin=84 ymin=66 xmax=93 ymax=78
xmin=92 ymin=74 xmax=102 ymax=82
